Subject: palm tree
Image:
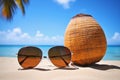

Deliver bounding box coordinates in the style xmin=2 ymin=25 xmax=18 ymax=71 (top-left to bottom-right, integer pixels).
xmin=0 ymin=0 xmax=29 ymax=20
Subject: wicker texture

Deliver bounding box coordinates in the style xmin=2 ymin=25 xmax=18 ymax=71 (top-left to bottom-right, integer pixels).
xmin=64 ymin=14 xmax=107 ymax=66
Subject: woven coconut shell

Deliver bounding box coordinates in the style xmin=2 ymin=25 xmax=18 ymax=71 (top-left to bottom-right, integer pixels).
xmin=64 ymin=14 xmax=107 ymax=66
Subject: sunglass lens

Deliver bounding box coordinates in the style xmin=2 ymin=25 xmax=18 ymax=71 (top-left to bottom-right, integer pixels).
xmin=48 ymin=46 xmax=71 ymax=68
xmin=17 ymin=46 xmax=42 ymax=69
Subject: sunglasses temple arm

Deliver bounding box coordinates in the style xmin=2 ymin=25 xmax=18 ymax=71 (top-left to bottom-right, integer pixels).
xmin=60 ymin=56 xmax=68 ymax=66
xmin=19 ymin=56 xmax=28 ymax=65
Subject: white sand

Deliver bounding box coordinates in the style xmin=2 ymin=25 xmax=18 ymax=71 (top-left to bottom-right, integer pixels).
xmin=0 ymin=57 xmax=120 ymax=80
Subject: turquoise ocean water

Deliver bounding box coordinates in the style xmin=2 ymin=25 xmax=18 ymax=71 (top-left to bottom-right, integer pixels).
xmin=0 ymin=45 xmax=120 ymax=60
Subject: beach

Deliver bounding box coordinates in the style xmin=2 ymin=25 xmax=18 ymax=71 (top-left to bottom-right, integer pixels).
xmin=0 ymin=57 xmax=120 ymax=80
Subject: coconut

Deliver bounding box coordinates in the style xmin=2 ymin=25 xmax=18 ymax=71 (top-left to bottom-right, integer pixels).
xmin=64 ymin=13 xmax=107 ymax=66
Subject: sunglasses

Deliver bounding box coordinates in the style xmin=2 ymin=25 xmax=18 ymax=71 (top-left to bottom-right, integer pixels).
xmin=17 ymin=46 xmax=71 ymax=69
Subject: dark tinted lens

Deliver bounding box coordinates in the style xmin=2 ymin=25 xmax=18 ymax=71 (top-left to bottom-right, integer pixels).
xmin=48 ymin=46 xmax=71 ymax=68
xmin=17 ymin=46 xmax=42 ymax=69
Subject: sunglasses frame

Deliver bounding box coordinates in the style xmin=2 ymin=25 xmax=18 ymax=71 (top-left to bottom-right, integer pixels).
xmin=17 ymin=46 xmax=71 ymax=69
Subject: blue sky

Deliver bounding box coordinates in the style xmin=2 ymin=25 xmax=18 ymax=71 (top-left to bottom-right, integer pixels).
xmin=0 ymin=0 xmax=120 ymax=45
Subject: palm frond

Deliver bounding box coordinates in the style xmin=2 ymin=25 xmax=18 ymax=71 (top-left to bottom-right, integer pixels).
xmin=23 ymin=0 xmax=29 ymax=4
xmin=16 ymin=0 xmax=25 ymax=14
xmin=1 ymin=0 xmax=17 ymax=20
xmin=15 ymin=0 xmax=29 ymax=15
xmin=0 ymin=0 xmax=29 ymax=20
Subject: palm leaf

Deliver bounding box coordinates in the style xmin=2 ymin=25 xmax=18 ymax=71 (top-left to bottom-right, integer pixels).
xmin=16 ymin=0 xmax=25 ymax=14
xmin=23 ymin=0 xmax=29 ymax=4
xmin=1 ymin=0 xmax=17 ymax=20
xmin=15 ymin=0 xmax=29 ymax=15
xmin=0 ymin=0 xmax=29 ymax=20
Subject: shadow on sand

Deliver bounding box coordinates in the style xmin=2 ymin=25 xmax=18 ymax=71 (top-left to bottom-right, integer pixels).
xmin=18 ymin=64 xmax=120 ymax=71
xmin=18 ymin=67 xmax=78 ymax=71
xmin=89 ymin=64 xmax=120 ymax=70
xmin=74 ymin=63 xmax=120 ymax=71
xmin=54 ymin=67 xmax=79 ymax=70
xmin=18 ymin=68 xmax=51 ymax=71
